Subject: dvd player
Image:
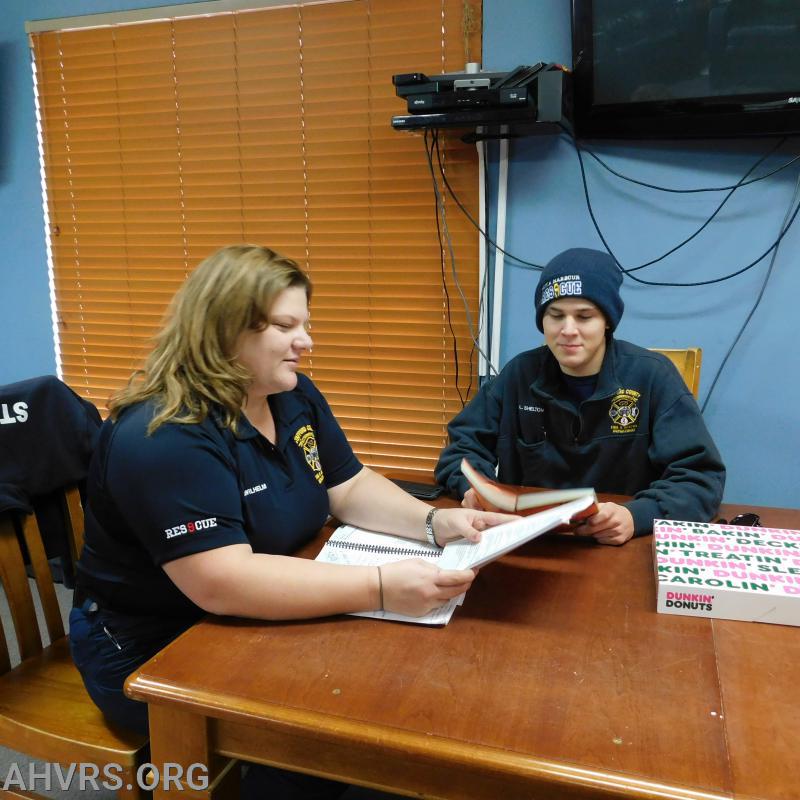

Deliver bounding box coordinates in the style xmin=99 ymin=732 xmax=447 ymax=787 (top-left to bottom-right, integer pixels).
xmin=407 ymin=87 xmax=530 ymax=113
xmin=393 ymin=70 xmax=507 ymax=97
xmin=392 ymin=107 xmax=539 ymax=130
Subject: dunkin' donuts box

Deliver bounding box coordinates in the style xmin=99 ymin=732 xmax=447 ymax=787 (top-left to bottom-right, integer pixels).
xmin=653 ymin=519 xmax=800 ymax=627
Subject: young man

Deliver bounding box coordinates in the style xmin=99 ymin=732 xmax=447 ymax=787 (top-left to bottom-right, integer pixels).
xmin=435 ymin=247 xmax=725 ymax=545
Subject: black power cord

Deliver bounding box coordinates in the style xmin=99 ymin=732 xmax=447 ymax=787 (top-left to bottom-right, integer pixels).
xmin=430 ymin=135 xmax=545 ymax=271
xmin=582 ymin=143 xmax=800 ymax=194
xmin=424 ymin=128 xmax=464 ymax=406
xmin=565 ymin=128 xmax=800 ymax=287
xmin=701 ymin=170 xmax=800 ymax=413
xmin=562 ymin=127 xmax=800 ymax=409
xmin=611 ymin=137 xmax=788 ymax=274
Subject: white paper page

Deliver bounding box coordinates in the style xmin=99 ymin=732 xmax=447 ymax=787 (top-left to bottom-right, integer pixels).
xmin=439 ymin=494 xmax=596 ymax=570
xmin=350 ymin=599 xmax=459 ymax=626
xmin=316 ymin=525 xmax=462 ymax=625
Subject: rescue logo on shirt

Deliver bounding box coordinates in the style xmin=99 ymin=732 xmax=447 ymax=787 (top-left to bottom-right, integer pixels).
xmin=164 ymin=517 xmax=218 ymax=539
xmin=293 ymin=424 xmax=324 ymax=484
xmin=539 ymin=274 xmax=582 ymax=305
xmin=609 ymin=389 xmax=641 ymax=434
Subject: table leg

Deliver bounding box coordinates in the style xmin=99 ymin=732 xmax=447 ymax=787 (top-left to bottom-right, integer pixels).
xmin=148 ymin=705 xmax=239 ymax=800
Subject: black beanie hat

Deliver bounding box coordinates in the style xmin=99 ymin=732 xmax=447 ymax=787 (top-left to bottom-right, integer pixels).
xmin=534 ymin=248 xmax=624 ymax=332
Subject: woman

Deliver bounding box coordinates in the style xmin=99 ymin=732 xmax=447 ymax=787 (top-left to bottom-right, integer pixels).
xmin=70 ymin=245 xmax=511 ymax=799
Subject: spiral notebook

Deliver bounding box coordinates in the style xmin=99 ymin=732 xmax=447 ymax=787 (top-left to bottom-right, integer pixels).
xmin=315 ymin=525 xmax=462 ymax=625
xmin=317 ymin=495 xmax=598 ymax=624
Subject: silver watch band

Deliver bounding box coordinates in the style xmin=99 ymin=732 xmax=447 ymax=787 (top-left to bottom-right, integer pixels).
xmin=425 ymin=507 xmax=441 ymax=548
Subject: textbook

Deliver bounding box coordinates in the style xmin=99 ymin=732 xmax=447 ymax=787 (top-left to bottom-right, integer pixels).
xmin=316 ymin=492 xmax=599 ymax=625
xmin=438 ymin=492 xmax=598 ymax=570
xmin=653 ymin=519 xmax=800 ymax=627
xmin=460 ymin=458 xmax=598 ymax=530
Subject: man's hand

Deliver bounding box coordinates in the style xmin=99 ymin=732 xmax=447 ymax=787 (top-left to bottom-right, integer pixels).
xmin=573 ymin=502 xmax=634 ymax=546
xmin=461 ymin=487 xmax=484 ymax=510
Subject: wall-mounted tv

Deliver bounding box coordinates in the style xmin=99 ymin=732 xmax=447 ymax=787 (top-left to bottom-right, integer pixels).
xmin=572 ymin=1 xmax=800 ymax=139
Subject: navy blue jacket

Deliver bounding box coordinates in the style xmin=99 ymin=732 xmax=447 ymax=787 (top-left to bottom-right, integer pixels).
xmin=0 ymin=375 xmax=101 ymax=584
xmin=0 ymin=375 xmax=101 ymax=515
xmin=76 ymin=373 xmax=362 ymax=619
xmin=435 ymin=339 xmax=725 ymax=536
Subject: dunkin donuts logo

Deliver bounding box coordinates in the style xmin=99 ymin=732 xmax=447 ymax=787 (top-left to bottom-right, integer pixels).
xmin=664 ymin=590 xmax=714 ymax=611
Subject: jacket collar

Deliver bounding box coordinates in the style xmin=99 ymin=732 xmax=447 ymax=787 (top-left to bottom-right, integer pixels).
xmin=531 ymin=336 xmax=621 ymax=402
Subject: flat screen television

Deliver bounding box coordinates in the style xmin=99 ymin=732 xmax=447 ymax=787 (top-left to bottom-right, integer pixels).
xmin=572 ymin=1 xmax=800 ymax=139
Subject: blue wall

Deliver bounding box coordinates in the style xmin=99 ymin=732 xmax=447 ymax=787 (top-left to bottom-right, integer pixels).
xmin=1 ymin=0 xmax=797 ymax=508
xmin=483 ymin=0 xmax=799 ymax=508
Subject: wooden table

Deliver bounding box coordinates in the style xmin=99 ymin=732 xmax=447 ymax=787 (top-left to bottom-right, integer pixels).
xmin=125 ymin=501 xmax=800 ymax=800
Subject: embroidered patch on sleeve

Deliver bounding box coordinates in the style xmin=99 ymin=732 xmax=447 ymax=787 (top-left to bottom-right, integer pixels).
xmin=293 ymin=424 xmax=324 ymax=484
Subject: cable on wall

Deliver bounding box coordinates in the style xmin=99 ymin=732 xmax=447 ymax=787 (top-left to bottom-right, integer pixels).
xmin=582 ymin=144 xmax=800 ymax=194
xmin=424 ymin=130 xmax=500 ymax=402
xmin=433 ymin=147 xmax=545 ymax=270
xmin=701 ymin=170 xmax=800 ymax=413
xmin=565 ymin=128 xmax=800 ymax=287
xmin=611 ymin=138 xmax=788 ymax=274
xmin=562 ymin=129 xmax=789 ymax=274
xmin=424 ymin=129 xmax=465 ymax=406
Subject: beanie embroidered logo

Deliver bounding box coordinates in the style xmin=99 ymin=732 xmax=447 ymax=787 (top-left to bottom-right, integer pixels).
xmin=540 ymin=274 xmax=582 ymax=305
xmin=609 ymin=389 xmax=641 ymax=433
xmin=294 ymin=424 xmax=324 ymax=484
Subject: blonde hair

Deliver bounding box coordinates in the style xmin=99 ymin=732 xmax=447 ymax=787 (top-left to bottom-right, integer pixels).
xmin=110 ymin=245 xmax=311 ymax=433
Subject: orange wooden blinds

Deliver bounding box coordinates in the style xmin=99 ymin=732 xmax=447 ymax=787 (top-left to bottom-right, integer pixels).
xmin=31 ymin=0 xmax=482 ymax=473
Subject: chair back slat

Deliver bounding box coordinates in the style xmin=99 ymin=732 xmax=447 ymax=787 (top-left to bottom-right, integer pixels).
xmin=0 ymin=524 xmax=12 ymax=675
xmin=64 ymin=485 xmax=85 ymax=561
xmin=0 ymin=513 xmax=44 ymax=663
xmin=21 ymin=511 xmax=66 ymax=644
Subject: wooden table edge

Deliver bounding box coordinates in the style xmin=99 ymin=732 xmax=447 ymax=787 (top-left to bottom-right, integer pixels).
xmin=126 ymin=673 xmax=734 ymax=800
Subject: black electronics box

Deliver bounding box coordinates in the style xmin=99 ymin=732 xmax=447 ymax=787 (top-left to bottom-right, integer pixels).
xmin=391 ymin=66 xmax=570 ymax=133
xmin=392 ymin=70 xmax=507 ymax=97
xmin=406 ymin=86 xmax=530 ymax=113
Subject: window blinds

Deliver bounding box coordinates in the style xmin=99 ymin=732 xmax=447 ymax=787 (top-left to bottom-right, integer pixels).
xmin=32 ymin=0 xmax=482 ymax=472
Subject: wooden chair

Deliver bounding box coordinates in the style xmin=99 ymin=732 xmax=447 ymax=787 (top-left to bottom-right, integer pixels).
xmin=0 ymin=485 xmax=149 ymax=799
xmin=650 ymin=347 xmax=702 ymax=399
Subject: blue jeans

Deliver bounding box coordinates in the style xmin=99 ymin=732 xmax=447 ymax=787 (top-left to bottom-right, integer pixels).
xmin=69 ymin=600 xmax=347 ymax=799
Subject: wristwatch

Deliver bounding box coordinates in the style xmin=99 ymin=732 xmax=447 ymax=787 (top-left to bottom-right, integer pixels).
xmin=425 ymin=507 xmax=441 ymax=548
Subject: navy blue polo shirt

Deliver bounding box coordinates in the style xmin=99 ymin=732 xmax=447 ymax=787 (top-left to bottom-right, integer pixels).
xmin=76 ymin=373 xmax=362 ymax=619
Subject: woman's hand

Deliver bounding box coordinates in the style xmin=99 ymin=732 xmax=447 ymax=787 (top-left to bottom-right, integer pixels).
xmin=329 ymin=467 xmax=516 ymax=547
xmin=431 ymin=506 xmax=518 ymax=545
xmin=380 ymin=559 xmax=475 ymax=617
